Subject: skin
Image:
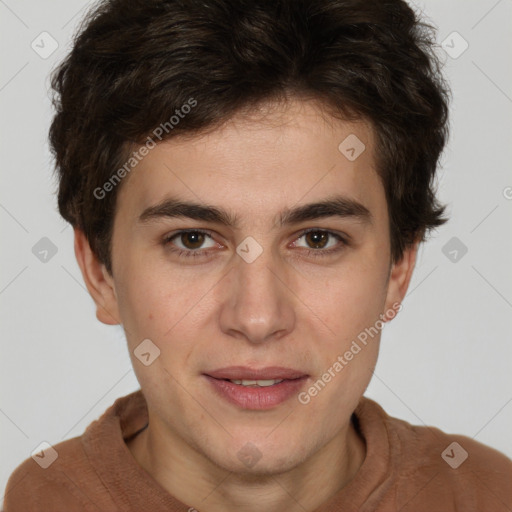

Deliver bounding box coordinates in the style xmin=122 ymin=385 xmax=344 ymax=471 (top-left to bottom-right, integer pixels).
xmin=74 ymin=98 xmax=418 ymax=512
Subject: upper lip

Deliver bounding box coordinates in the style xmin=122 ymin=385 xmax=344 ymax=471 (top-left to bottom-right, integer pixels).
xmin=205 ymin=366 xmax=308 ymax=380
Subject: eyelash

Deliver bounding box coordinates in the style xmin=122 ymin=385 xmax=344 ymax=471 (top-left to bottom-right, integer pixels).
xmin=162 ymin=228 xmax=348 ymax=260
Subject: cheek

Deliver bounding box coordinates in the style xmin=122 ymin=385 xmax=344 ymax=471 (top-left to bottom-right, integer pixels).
xmin=111 ymin=259 xmax=171 ymax=346
xmin=298 ymin=256 xmax=389 ymax=341
xmin=115 ymin=270 xmax=199 ymax=391
xmin=113 ymin=259 xmax=215 ymax=351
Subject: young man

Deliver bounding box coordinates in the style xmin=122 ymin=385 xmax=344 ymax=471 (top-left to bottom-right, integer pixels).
xmin=4 ymin=0 xmax=512 ymax=510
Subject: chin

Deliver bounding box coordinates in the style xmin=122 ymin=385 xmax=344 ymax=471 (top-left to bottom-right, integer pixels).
xmin=206 ymin=437 xmax=309 ymax=477
xmin=227 ymin=454 xmax=302 ymax=477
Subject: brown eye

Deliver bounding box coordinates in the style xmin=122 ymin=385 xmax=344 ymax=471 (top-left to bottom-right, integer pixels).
xmin=180 ymin=231 xmax=206 ymax=250
xmin=304 ymin=231 xmax=329 ymax=249
xmin=163 ymin=230 xmax=217 ymax=254
xmin=292 ymin=229 xmax=347 ymax=258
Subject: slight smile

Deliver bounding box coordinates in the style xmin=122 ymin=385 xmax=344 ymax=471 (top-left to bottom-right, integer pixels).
xmin=203 ymin=366 xmax=310 ymax=410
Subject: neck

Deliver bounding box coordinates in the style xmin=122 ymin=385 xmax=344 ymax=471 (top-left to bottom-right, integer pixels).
xmin=127 ymin=415 xmax=366 ymax=512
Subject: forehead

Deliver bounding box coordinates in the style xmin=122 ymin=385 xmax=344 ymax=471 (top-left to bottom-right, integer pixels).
xmin=115 ymin=99 xmax=385 ymax=228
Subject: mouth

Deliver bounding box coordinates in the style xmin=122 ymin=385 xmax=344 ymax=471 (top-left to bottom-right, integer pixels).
xmin=204 ymin=366 xmax=308 ymax=381
xmin=224 ymin=378 xmax=286 ymax=387
xmin=203 ymin=366 xmax=309 ymax=410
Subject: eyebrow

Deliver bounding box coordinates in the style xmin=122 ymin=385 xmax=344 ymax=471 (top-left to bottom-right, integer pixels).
xmin=138 ymin=195 xmax=372 ymax=228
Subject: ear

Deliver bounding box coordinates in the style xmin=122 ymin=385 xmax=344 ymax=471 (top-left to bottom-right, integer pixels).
xmin=73 ymin=227 xmax=121 ymax=326
xmin=382 ymin=241 xmax=419 ymax=321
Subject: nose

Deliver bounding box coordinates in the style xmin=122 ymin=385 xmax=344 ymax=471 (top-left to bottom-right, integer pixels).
xmin=218 ymin=243 xmax=296 ymax=345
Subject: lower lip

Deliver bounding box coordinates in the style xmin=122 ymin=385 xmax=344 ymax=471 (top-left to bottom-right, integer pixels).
xmin=204 ymin=375 xmax=308 ymax=410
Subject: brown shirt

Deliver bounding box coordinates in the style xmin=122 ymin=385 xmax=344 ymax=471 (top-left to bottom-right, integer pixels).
xmin=3 ymin=390 xmax=512 ymax=511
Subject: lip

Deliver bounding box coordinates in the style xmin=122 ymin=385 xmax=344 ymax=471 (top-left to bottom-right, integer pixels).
xmin=204 ymin=366 xmax=308 ymax=380
xmin=203 ymin=367 xmax=309 ymax=410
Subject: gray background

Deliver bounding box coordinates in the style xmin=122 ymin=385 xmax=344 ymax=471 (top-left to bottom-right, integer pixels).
xmin=1 ymin=0 xmax=511 ymax=499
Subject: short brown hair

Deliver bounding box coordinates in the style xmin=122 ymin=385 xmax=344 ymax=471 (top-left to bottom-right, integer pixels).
xmin=50 ymin=0 xmax=450 ymax=274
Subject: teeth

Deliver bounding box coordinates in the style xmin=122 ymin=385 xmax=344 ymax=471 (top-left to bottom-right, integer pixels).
xmin=229 ymin=379 xmax=284 ymax=387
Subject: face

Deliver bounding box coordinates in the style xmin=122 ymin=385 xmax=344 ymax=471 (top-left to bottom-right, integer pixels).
xmin=77 ymin=98 xmax=416 ymax=476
